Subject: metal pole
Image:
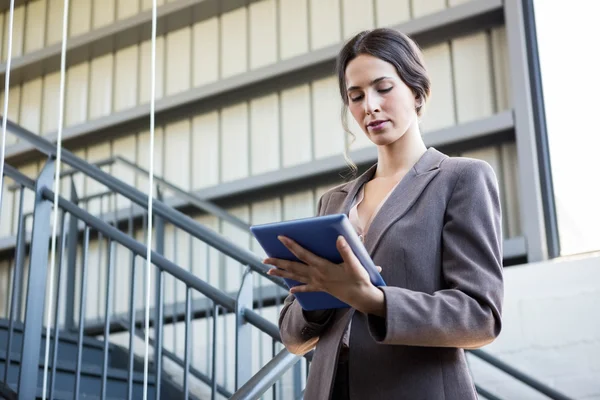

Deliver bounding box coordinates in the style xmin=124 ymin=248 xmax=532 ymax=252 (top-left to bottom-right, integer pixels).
xmin=17 ymin=160 xmax=54 ymax=398
xmin=235 ymin=267 xmax=253 ymax=390
xmin=65 ymin=179 xmax=79 ymax=330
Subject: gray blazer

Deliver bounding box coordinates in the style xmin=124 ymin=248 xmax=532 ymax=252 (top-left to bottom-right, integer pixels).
xmin=279 ymin=148 xmax=503 ymax=399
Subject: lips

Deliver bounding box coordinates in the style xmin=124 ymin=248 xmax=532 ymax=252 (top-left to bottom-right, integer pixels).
xmin=367 ymin=120 xmax=389 ymax=130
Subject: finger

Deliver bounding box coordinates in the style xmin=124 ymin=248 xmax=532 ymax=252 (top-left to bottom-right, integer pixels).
xmin=267 ymin=266 xmax=308 ymax=283
xmin=336 ymin=236 xmax=362 ymax=268
xmin=264 ymin=258 xmax=303 ymax=273
xmin=278 ymin=236 xmax=324 ymax=266
xmin=376 ymin=266 xmax=382 ymax=273
xmin=290 ymin=284 xmax=319 ymax=294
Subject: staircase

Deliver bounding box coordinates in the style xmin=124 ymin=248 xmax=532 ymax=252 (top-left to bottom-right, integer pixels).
xmin=0 ymin=119 xmax=574 ymax=400
xmin=0 ymin=319 xmax=187 ymax=399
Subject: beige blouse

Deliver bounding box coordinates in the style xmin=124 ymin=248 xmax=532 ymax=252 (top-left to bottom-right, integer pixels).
xmin=342 ymin=178 xmax=401 ymax=347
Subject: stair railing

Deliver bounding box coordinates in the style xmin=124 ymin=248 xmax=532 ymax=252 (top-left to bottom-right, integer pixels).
xmin=2 ymin=161 xmax=301 ymax=399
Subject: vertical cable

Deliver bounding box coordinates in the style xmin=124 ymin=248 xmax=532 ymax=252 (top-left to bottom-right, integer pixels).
xmin=42 ymin=0 xmax=70 ymax=398
xmin=0 ymin=0 xmax=15 ymax=215
xmin=143 ymin=0 xmax=158 ymax=398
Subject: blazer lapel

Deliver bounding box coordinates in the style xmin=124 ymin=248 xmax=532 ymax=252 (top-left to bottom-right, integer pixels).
xmin=364 ymin=148 xmax=447 ymax=255
xmin=338 ymin=163 xmax=378 ymax=214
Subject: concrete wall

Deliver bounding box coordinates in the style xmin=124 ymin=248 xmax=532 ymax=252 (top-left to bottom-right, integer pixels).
xmin=470 ymin=253 xmax=600 ymax=400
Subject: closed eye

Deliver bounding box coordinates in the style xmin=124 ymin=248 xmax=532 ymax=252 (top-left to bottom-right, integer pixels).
xmin=378 ymin=87 xmax=393 ymax=94
xmin=350 ymin=95 xmax=363 ymax=103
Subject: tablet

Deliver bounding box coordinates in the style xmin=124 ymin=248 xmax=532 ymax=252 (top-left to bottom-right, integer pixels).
xmin=250 ymin=214 xmax=386 ymax=311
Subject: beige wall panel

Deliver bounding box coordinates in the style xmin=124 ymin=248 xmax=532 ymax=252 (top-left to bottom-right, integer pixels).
xmin=191 ymin=111 xmax=219 ymax=190
xmin=281 ymin=84 xmax=311 ymax=167
xmin=2 ymin=4 xmax=24 ymax=60
xmin=70 ymin=0 xmax=92 ymax=37
xmin=0 ymin=260 xmax=11 ymax=317
xmin=312 ymin=76 xmax=345 ymax=159
xmin=163 ymin=225 xmax=191 ymax=318
xmin=46 ymin=0 xmax=65 ymax=46
xmin=221 ymin=102 xmax=249 ymax=182
xmin=137 ymin=127 xmax=164 ymax=193
xmin=113 ymin=243 xmax=131 ymax=316
xmin=142 ymin=0 xmax=165 ymax=10
xmin=249 ymin=0 xmax=277 ymax=69
xmin=65 ymin=62 xmax=90 ymax=127
xmin=166 ymin=27 xmax=192 ymax=96
xmin=279 ymin=0 xmax=308 ymax=60
xmin=250 ymin=93 xmax=279 ymax=175
xmin=283 ymin=190 xmax=314 ymax=220
xmin=24 ymin=0 xmax=47 ymax=53
xmin=192 ymin=17 xmax=219 ymax=87
xmin=0 ymin=180 xmax=15 ymax=237
xmin=117 ymin=0 xmax=139 ymax=20
xmin=411 ymin=0 xmax=446 ymax=18
xmin=139 ymin=36 xmax=165 ymax=103
xmin=452 ymin=32 xmax=494 ymax=123
xmin=89 ymin=53 xmax=114 ymax=119
xmin=346 ymin=108 xmax=372 ymax=150
xmin=501 ymin=142 xmax=521 ymax=237
xmin=20 ymin=78 xmax=43 ymax=133
xmin=112 ymin=135 xmax=137 ymax=210
xmin=0 ymin=13 xmax=3 ymax=62
xmin=42 ymin=71 xmax=60 ymax=134
xmin=192 ymin=214 xmax=220 ymax=287
xmin=309 ymin=0 xmax=340 ymax=50
xmin=85 ymin=141 xmax=111 ymax=215
xmin=221 ymin=206 xmax=250 ymax=292
xmin=164 ymin=118 xmax=191 ymax=190
xmin=85 ymin=239 xmax=102 ymax=320
xmin=250 ymin=197 xmax=281 ymax=289
xmin=93 ymin=0 xmax=116 ymax=28
xmin=420 ymin=42 xmax=455 ymax=133
xmin=114 ymin=44 xmax=139 ymax=112
xmin=1 ymin=85 xmax=21 ymax=145
xmin=221 ymin=7 xmax=247 ymax=78
xmin=491 ymin=26 xmax=512 ymax=111
xmin=342 ymin=0 xmax=374 ymax=39
xmin=448 ymin=0 xmax=472 ymax=5
xmin=375 ymin=0 xmax=410 ymax=27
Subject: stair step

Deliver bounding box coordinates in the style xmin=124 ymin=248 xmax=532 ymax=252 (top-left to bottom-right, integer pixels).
xmin=0 ymin=350 xmax=156 ymax=399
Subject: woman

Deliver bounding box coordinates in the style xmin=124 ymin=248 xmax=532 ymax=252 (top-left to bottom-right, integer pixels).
xmin=265 ymin=28 xmax=503 ymax=399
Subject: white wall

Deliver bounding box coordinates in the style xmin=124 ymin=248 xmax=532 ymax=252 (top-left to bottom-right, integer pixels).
xmin=471 ymin=253 xmax=600 ymax=400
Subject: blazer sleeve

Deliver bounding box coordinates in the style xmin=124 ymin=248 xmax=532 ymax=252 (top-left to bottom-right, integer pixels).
xmin=278 ymin=193 xmax=336 ymax=355
xmin=367 ymin=160 xmax=504 ymax=349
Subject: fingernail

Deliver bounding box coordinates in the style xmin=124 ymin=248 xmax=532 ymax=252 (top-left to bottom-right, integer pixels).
xmin=338 ymin=236 xmax=347 ymax=247
xmin=278 ymin=236 xmax=286 ymax=243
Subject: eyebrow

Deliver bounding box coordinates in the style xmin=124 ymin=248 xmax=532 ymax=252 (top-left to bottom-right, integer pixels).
xmin=347 ymin=76 xmax=392 ymax=92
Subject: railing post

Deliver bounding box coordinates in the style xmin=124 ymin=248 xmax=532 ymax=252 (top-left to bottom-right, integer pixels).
xmin=65 ymin=179 xmax=79 ymax=331
xmin=154 ymin=188 xmax=165 ymax=399
xmin=17 ymin=159 xmax=54 ymax=398
xmin=235 ymin=267 xmax=253 ymax=390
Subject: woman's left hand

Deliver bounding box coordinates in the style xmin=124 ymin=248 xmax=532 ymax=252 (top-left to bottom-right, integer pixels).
xmin=265 ymin=235 xmax=385 ymax=315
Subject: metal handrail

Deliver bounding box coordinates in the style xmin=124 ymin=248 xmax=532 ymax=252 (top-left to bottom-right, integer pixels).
xmin=5 ymin=119 xmax=284 ymax=289
xmin=59 ymin=155 xmax=250 ymax=232
xmin=469 ymin=349 xmax=573 ymax=400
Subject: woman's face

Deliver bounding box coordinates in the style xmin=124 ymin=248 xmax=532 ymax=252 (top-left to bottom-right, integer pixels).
xmin=345 ymin=54 xmax=419 ymax=147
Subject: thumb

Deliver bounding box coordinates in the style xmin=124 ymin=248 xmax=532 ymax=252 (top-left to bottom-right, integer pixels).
xmin=376 ymin=266 xmax=382 ymax=273
xmin=336 ymin=236 xmax=361 ymax=267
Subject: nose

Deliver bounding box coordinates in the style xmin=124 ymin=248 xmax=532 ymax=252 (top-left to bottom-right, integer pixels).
xmin=364 ymin=93 xmax=381 ymax=115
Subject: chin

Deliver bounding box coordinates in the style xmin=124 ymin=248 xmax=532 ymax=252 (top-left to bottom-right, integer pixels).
xmin=368 ymin=130 xmax=405 ymax=147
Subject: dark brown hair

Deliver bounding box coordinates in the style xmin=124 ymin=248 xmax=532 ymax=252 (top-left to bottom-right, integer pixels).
xmin=336 ymin=28 xmax=431 ymax=175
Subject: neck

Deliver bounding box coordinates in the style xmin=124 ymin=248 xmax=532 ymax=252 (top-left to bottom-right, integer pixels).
xmin=375 ymin=122 xmax=427 ymax=178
